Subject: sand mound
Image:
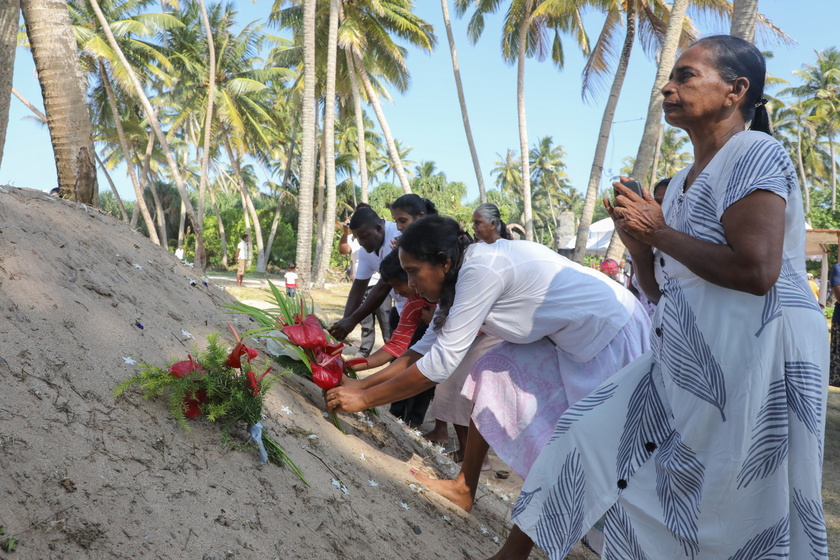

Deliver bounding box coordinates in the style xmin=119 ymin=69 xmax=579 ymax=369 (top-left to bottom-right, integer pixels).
xmin=0 ymin=186 xmax=596 ymax=559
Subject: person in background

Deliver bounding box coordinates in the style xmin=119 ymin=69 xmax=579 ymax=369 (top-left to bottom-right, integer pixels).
xmin=829 ymin=264 xmax=840 ymax=386
xmin=471 ymin=203 xmax=512 ymax=243
xmin=598 ymin=257 xmax=622 ymax=283
xmin=346 ymin=251 xmax=437 ymax=426
xmin=174 ymin=245 xmax=185 ymax=261
xmin=808 ymin=272 xmax=820 ymax=301
xmin=284 ymin=263 xmax=298 ymax=298
xmin=331 ymin=208 xmax=400 ymax=356
xmin=652 ymin=176 xmax=671 ymax=206
xmin=234 ymin=233 xmax=249 ymax=287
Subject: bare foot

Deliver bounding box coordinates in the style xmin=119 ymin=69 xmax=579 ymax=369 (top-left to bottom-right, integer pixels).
xmin=411 ymin=469 xmax=474 ymax=512
xmin=423 ymin=420 xmax=450 ymax=444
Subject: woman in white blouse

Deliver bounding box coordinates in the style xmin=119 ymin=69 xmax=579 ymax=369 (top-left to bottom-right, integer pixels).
xmin=326 ymin=216 xmax=651 ymax=508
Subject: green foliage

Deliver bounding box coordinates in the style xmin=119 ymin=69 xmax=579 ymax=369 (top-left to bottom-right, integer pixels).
xmin=0 ymin=526 xmax=16 ymax=553
xmin=368 ymin=182 xmax=402 ymax=218
xmin=114 ymin=332 xmax=306 ymax=482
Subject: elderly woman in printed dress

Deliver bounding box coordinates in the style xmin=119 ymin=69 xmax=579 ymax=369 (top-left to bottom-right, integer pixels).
xmin=491 ymin=35 xmax=829 ymax=560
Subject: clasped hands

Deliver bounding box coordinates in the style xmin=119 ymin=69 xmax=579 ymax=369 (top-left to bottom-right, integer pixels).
xmin=604 ymin=176 xmax=667 ymax=250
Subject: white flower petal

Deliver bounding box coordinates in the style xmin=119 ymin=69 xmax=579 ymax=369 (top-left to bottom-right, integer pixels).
xmin=368 ymin=480 xmax=379 ymax=487
xmin=122 ymin=357 xmax=136 ymax=365
xmin=399 ymin=502 xmax=410 ymax=511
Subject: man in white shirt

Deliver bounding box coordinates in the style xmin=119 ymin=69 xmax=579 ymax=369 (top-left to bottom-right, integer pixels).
xmin=332 ymin=207 xmax=401 ymax=355
xmin=235 ymin=233 xmax=249 ymax=287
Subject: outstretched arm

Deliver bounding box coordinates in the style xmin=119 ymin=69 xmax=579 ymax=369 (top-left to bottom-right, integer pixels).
xmin=326 ymin=360 xmax=435 ymax=414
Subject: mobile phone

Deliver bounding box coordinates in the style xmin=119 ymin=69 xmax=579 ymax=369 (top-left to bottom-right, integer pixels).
xmin=616 ymin=179 xmax=643 ymax=198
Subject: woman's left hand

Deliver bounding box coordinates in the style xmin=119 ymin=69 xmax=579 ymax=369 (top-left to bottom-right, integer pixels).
xmin=325 ymin=386 xmax=369 ymax=414
xmin=608 ymin=177 xmax=668 ymax=245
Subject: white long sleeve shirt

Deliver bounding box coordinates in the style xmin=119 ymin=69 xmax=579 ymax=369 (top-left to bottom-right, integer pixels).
xmin=413 ymin=239 xmax=637 ymax=382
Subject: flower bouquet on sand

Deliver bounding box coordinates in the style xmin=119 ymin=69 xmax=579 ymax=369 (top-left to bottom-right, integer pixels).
xmin=224 ymin=281 xmax=368 ymax=433
xmin=114 ymin=326 xmax=307 ymax=484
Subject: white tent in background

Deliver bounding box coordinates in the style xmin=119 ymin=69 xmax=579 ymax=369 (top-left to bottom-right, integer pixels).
xmin=564 ymin=217 xmax=614 ymax=255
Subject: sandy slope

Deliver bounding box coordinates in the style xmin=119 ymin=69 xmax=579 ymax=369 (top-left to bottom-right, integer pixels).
xmin=0 ymin=186 xmax=596 ymax=559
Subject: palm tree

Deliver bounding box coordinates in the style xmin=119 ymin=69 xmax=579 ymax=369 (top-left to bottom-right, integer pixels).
xmin=86 ymin=0 xmax=206 ymax=266
xmin=773 ymin=99 xmax=817 ymax=214
xmin=782 ymin=48 xmax=840 ymax=210
xmin=656 ymin=126 xmax=692 ymax=178
xmin=529 ymin=136 xmax=571 ymax=249
xmin=340 ymin=0 xmax=436 ymax=195
xmin=730 ymin=0 xmax=758 ymax=42
xmin=492 ymin=149 xmax=523 ymax=222
xmin=196 ymin=0 xmax=216 ymax=239
xmin=295 ymin=0 xmax=317 ymax=290
xmin=311 ymin=0 xmax=341 ymax=288
xmin=455 ymin=0 xmax=589 ymax=242
xmin=0 ymin=0 xmax=18 ymax=168
xmin=21 ymin=0 xmax=98 ymax=203
xmin=441 ymin=0 xmax=485 ymax=203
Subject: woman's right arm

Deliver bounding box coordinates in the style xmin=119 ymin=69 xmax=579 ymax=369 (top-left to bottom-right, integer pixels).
xmin=344 ymin=351 xmax=422 ymax=390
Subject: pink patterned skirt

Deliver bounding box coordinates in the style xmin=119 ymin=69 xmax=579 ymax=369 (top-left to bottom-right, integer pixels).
xmin=462 ymin=301 xmax=650 ymax=478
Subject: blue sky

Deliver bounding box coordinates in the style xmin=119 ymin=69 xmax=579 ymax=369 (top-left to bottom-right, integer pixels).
xmin=3 ymin=1 xmax=838 ymax=203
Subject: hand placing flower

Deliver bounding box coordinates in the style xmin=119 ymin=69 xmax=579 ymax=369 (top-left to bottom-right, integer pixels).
xmin=325 ymin=386 xmax=369 ymax=414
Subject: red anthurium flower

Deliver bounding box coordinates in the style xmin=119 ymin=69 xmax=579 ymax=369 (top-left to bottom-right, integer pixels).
xmin=169 ymin=355 xmax=203 ymax=378
xmin=324 ymin=341 xmax=345 ymax=356
xmin=245 ymin=367 xmax=272 ymax=397
xmin=226 ymin=342 xmax=258 ymax=369
xmin=246 ymin=371 xmax=259 ymax=397
xmin=183 ymin=389 xmax=207 ymax=418
xmin=311 ymin=351 xmax=343 ymax=390
xmin=282 ymin=314 xmax=327 ymax=349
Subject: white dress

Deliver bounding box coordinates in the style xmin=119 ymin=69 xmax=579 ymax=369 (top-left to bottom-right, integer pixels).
xmin=513 ymin=131 xmax=829 ymax=559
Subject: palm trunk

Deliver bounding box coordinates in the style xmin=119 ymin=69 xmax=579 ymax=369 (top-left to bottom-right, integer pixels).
xmin=605 ymin=0 xmax=688 ymax=259
xmin=831 ymin=134 xmax=837 ymax=212
xmin=87 ymin=0 xmax=205 ymax=267
xmin=92 ymin=151 xmax=129 ymax=222
xmin=796 ymin=123 xmax=810 ymax=214
xmin=21 ymin=0 xmax=97 ymax=204
xmin=575 ymin=6 xmax=637 ymax=262
xmin=441 ymin=0 xmax=486 ymax=203
xmin=345 ymin=49 xmax=369 ymax=203
xmin=138 ymin=129 xmax=167 ymax=247
xmin=0 ymin=0 xmax=19 ymax=168
xmin=314 ymin=116 xmax=326 ymax=261
xmin=98 ymin=60 xmax=159 ymax=244
xmin=353 ymin=51 xmax=412 ymax=194
xmin=224 ymin=134 xmax=266 ymax=272
xmin=516 ymin=10 xmax=534 ymax=241
xmin=196 ymin=0 xmax=216 ymax=241
xmin=266 ymin=138 xmax=297 ymax=265
xmin=313 ymin=0 xmax=340 ymax=288
xmin=208 ymin=181 xmax=228 ymax=268
xmin=730 ymin=0 xmax=758 ymax=43
xmin=295 ymin=0 xmax=317 ymax=292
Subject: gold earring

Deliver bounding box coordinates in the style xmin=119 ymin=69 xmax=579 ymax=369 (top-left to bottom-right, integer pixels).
xmin=725 ymin=100 xmax=733 ymax=108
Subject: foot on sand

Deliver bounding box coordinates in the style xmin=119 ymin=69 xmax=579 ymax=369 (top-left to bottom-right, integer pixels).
xmin=422 ymin=428 xmax=450 ymax=445
xmin=411 ymin=469 xmax=474 ymax=512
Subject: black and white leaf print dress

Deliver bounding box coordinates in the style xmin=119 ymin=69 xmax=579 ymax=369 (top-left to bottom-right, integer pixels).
xmin=513 ymin=131 xmax=829 ymax=559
